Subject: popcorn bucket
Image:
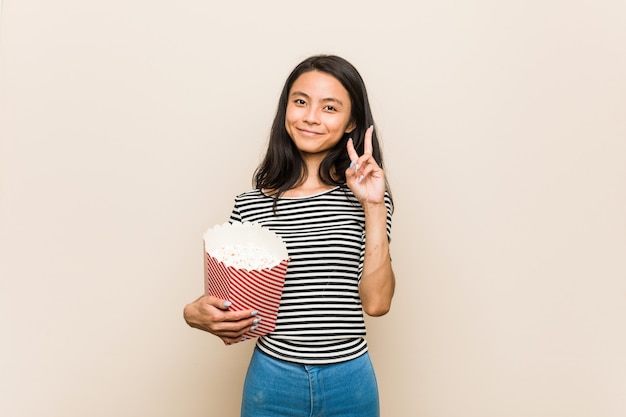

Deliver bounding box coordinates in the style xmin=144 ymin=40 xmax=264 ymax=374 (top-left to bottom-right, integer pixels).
xmin=203 ymin=222 xmax=290 ymax=342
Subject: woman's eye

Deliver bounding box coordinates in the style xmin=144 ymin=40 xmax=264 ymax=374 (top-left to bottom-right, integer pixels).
xmin=324 ymin=105 xmax=337 ymax=112
xmin=294 ymin=99 xmax=306 ymax=105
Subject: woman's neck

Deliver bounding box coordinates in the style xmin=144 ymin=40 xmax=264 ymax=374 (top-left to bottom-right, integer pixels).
xmin=266 ymin=153 xmax=339 ymax=198
xmin=282 ymin=175 xmax=335 ymax=197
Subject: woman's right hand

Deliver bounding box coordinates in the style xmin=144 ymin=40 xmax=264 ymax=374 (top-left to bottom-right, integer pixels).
xmin=183 ymin=295 xmax=261 ymax=345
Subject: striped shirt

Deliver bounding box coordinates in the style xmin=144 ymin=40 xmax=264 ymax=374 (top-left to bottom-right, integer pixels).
xmin=229 ymin=185 xmax=392 ymax=364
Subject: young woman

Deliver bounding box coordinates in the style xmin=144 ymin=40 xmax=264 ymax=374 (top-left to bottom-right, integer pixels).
xmin=184 ymin=54 xmax=395 ymax=417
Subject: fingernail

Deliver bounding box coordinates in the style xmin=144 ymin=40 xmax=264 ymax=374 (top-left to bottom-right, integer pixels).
xmin=250 ymin=325 xmax=259 ymax=331
xmin=253 ymin=317 xmax=262 ymax=324
xmin=358 ymin=174 xmax=364 ymax=183
xmin=251 ymin=310 xmax=259 ymax=316
xmin=223 ymin=301 xmax=232 ymax=307
xmin=349 ymin=160 xmax=355 ymax=169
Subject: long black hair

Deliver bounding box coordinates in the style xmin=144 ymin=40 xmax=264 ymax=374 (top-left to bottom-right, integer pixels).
xmin=254 ymin=54 xmax=391 ymax=203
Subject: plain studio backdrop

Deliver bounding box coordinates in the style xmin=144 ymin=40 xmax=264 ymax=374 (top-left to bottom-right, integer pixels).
xmin=1 ymin=1 xmax=625 ymax=416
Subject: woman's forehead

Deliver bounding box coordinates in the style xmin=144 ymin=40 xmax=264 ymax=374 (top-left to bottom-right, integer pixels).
xmin=289 ymin=71 xmax=350 ymax=102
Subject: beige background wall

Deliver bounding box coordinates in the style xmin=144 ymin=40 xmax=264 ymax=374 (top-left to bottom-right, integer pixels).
xmin=1 ymin=1 xmax=625 ymax=416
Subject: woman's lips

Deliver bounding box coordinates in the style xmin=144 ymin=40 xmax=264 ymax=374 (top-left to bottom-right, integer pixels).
xmin=298 ymin=128 xmax=322 ymax=136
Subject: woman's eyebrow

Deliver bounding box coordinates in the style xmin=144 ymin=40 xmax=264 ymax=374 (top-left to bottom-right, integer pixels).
xmin=322 ymin=97 xmax=344 ymax=106
xmin=290 ymin=91 xmax=344 ymax=106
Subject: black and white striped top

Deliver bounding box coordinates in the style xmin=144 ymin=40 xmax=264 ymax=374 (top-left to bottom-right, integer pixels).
xmin=229 ymin=185 xmax=392 ymax=364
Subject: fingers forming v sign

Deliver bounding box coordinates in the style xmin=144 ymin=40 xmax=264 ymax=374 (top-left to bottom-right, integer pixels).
xmin=346 ymin=126 xmax=386 ymax=205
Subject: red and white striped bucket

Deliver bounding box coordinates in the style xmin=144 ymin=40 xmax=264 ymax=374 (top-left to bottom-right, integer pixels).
xmin=203 ymin=222 xmax=290 ymax=342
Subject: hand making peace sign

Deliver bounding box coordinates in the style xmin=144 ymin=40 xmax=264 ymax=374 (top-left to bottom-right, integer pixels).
xmin=345 ymin=125 xmax=386 ymax=206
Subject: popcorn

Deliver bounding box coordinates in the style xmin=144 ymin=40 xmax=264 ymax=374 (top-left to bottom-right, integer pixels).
xmin=209 ymin=243 xmax=281 ymax=270
xmin=203 ymin=222 xmax=290 ymax=343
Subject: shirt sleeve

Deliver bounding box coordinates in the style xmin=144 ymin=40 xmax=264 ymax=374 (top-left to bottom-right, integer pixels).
xmin=384 ymin=192 xmax=393 ymax=243
xmin=229 ymin=196 xmax=243 ymax=223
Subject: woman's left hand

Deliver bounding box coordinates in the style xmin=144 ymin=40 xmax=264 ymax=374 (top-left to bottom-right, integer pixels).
xmin=346 ymin=126 xmax=386 ymax=205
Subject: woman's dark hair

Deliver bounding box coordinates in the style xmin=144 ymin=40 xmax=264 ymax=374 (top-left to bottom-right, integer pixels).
xmin=254 ymin=54 xmax=391 ymax=204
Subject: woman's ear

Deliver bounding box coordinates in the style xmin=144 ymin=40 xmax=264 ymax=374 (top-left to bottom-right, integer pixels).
xmin=345 ymin=120 xmax=356 ymax=134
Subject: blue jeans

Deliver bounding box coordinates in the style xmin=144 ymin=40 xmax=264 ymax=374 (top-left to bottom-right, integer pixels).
xmin=241 ymin=348 xmax=380 ymax=417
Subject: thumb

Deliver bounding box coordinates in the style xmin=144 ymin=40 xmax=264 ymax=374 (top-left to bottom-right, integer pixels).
xmin=204 ymin=294 xmax=232 ymax=311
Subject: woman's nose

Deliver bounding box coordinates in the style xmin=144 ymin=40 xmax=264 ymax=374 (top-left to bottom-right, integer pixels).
xmin=303 ymin=107 xmax=320 ymax=124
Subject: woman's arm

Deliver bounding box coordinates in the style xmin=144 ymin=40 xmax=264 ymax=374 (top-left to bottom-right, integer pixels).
xmin=359 ymin=202 xmax=395 ymax=316
xmin=346 ymin=126 xmax=396 ymax=316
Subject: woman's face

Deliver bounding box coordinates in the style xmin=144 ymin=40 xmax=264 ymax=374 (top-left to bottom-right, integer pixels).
xmin=285 ymin=70 xmax=355 ymax=160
